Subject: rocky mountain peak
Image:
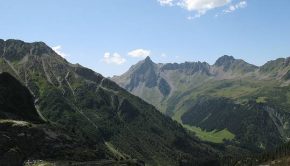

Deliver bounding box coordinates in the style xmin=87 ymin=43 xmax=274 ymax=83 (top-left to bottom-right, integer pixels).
xmin=144 ymin=56 xmax=152 ymax=63
xmin=0 ymin=39 xmax=55 ymax=61
xmin=214 ymin=55 xmax=258 ymax=73
xmin=214 ymin=55 xmax=235 ymax=67
xmin=136 ymin=56 xmax=156 ymax=70
xmin=122 ymin=57 xmax=158 ymax=90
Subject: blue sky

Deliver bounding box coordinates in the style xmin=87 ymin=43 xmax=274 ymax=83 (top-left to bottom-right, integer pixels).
xmin=0 ymin=0 xmax=290 ymax=76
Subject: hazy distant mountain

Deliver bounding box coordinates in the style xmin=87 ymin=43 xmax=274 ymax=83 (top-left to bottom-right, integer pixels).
xmin=113 ymin=55 xmax=290 ymax=152
xmin=0 ymin=39 xmax=219 ymax=165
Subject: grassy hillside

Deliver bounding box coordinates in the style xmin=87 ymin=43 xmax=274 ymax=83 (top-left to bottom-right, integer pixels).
xmin=184 ymin=125 xmax=235 ymax=144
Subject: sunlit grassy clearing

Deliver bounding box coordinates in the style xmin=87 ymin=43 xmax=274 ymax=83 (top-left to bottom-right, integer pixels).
xmin=183 ymin=125 xmax=235 ymax=143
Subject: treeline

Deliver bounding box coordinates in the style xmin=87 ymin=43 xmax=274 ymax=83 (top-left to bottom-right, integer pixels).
xmin=257 ymin=141 xmax=290 ymax=163
xmin=219 ymin=141 xmax=290 ymax=166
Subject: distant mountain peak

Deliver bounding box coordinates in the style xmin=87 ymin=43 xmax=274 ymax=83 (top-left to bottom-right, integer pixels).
xmin=145 ymin=56 xmax=152 ymax=62
xmin=126 ymin=57 xmax=158 ymax=90
xmin=214 ymin=55 xmax=235 ymax=66
xmin=213 ymin=55 xmax=258 ymax=73
xmin=143 ymin=56 xmax=154 ymax=65
xmin=4 ymin=39 xmax=49 ymax=48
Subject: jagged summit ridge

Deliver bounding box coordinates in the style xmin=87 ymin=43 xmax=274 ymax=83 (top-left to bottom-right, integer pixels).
xmin=214 ymin=55 xmax=235 ymax=66
xmin=161 ymin=61 xmax=211 ymax=75
xmin=113 ymin=55 xmax=258 ymax=97
xmin=126 ymin=57 xmax=158 ymax=90
xmin=144 ymin=56 xmax=152 ymax=63
xmin=0 ymin=39 xmax=56 ymax=61
xmin=214 ymin=55 xmax=258 ymax=72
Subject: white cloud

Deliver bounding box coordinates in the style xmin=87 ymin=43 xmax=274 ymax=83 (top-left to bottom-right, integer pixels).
xmin=179 ymin=0 xmax=231 ymax=14
xmin=161 ymin=53 xmax=167 ymax=57
xmin=158 ymin=0 xmax=231 ymax=17
xmin=102 ymin=52 xmax=126 ymax=65
xmin=52 ymin=45 xmax=68 ymax=58
xmin=187 ymin=16 xmax=195 ymax=20
xmin=128 ymin=49 xmax=151 ymax=58
xmin=223 ymin=1 xmax=247 ymax=13
xmin=158 ymin=0 xmax=174 ymax=6
xmin=187 ymin=14 xmax=202 ymax=20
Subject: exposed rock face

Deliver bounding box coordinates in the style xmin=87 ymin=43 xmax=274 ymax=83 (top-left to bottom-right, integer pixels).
xmin=125 ymin=56 xmax=158 ymax=90
xmin=161 ymin=61 xmax=211 ymax=75
xmin=0 ymin=39 xmax=55 ymax=61
xmin=214 ymin=55 xmax=236 ymax=69
xmin=158 ymin=78 xmax=171 ymax=96
xmin=214 ymin=55 xmax=258 ymax=73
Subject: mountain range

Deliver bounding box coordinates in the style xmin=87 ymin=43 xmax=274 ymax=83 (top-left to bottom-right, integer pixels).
xmin=0 ymin=39 xmax=221 ymax=165
xmin=113 ymin=55 xmax=290 ymax=152
xmin=1 ymin=38 xmax=290 ymax=165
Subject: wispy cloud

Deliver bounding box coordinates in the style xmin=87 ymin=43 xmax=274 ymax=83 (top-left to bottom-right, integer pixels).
xmin=158 ymin=0 xmax=247 ymax=19
xmin=161 ymin=53 xmax=167 ymax=57
xmin=102 ymin=52 xmax=126 ymax=65
xmin=223 ymin=0 xmax=247 ymax=13
xmin=52 ymin=45 xmax=68 ymax=58
xmin=128 ymin=49 xmax=151 ymax=58
xmin=158 ymin=0 xmax=174 ymax=6
xmin=187 ymin=16 xmax=196 ymax=20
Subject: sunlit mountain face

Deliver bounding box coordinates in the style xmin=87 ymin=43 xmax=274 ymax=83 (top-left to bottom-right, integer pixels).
xmin=113 ymin=55 xmax=290 ymax=153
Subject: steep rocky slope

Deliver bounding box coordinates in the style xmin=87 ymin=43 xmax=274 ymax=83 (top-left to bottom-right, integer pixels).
xmin=0 ymin=39 xmax=219 ymax=165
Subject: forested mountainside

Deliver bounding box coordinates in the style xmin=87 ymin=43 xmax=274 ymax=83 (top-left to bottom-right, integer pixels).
xmin=0 ymin=72 xmax=131 ymax=165
xmin=0 ymin=39 xmax=220 ymax=166
xmin=113 ymin=55 xmax=290 ymax=152
xmin=231 ymin=141 xmax=290 ymax=165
